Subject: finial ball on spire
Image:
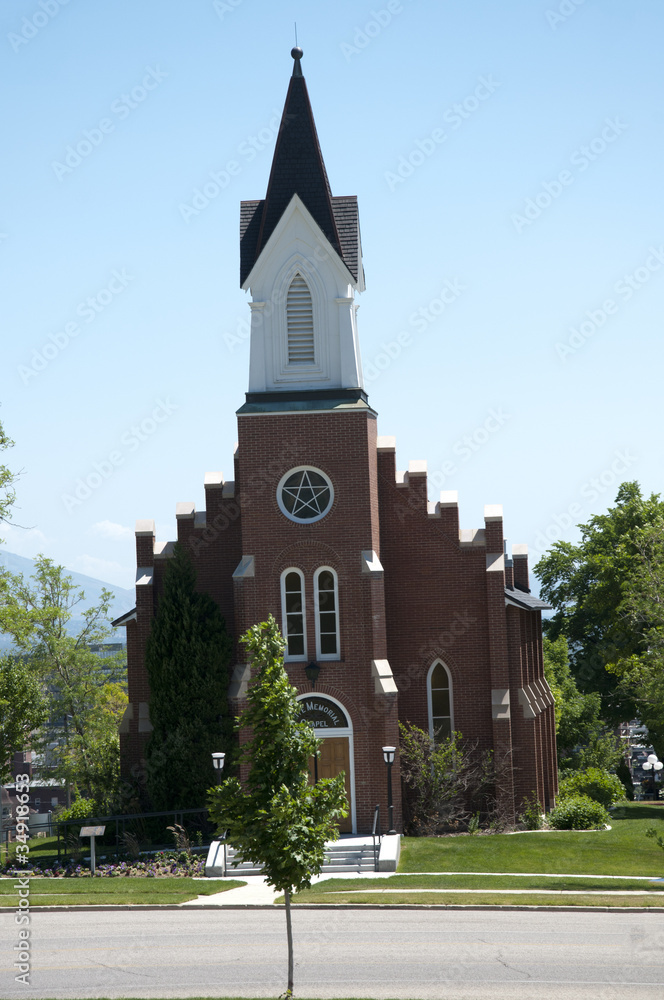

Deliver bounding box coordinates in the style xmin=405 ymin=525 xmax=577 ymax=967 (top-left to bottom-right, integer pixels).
xmin=291 ymin=46 xmax=303 ymax=77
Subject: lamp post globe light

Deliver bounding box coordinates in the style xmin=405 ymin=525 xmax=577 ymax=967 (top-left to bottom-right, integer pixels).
xmin=642 ymin=753 xmax=663 ymax=799
xmin=211 ymin=752 xmax=225 ymax=785
xmin=382 ymin=746 xmax=397 ymax=835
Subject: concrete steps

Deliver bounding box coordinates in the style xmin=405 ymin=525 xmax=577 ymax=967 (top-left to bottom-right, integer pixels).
xmin=207 ymin=835 xmax=380 ymax=877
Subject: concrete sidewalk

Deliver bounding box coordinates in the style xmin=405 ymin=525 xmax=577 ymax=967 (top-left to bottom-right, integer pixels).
xmin=181 ymin=868 xmax=664 ymax=907
xmin=182 ymin=869 xmax=398 ymax=907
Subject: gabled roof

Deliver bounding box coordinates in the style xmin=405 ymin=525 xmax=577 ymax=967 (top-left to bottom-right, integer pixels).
xmin=240 ymin=49 xmax=362 ymax=286
xmin=504 ymin=589 xmax=552 ymax=612
xmin=111 ymin=607 xmax=137 ymax=627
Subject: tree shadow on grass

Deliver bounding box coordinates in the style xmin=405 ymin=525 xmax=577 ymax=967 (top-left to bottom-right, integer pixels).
xmin=611 ymin=803 xmax=664 ymax=821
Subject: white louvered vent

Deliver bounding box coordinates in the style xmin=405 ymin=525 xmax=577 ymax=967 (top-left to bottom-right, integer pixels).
xmin=286 ymin=274 xmax=315 ymax=364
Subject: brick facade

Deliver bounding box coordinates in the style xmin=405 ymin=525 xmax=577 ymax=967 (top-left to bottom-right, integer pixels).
xmin=116 ymin=49 xmax=557 ymax=831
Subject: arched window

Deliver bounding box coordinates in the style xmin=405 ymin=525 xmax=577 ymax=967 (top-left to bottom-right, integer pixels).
xmin=281 ymin=569 xmax=306 ymax=660
xmin=428 ymin=661 xmax=453 ymax=742
xmin=314 ymin=567 xmax=339 ymax=660
xmin=286 ymin=274 xmax=315 ymax=364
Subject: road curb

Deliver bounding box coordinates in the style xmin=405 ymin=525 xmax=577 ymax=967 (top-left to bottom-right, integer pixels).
xmin=6 ymin=903 xmax=664 ymax=913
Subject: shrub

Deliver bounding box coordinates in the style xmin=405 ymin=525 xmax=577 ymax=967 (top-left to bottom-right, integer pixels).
xmin=557 ymin=767 xmax=625 ymax=808
xmin=55 ymin=798 xmax=100 ymax=823
xmin=548 ymin=795 xmax=610 ymax=830
xmin=518 ymin=792 xmax=544 ymax=830
xmin=398 ymin=723 xmax=501 ymax=835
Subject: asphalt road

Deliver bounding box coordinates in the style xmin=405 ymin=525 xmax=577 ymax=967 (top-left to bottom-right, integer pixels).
xmin=2 ymin=907 xmax=664 ymax=999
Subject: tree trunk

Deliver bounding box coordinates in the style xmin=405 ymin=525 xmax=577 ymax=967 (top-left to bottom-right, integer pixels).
xmin=284 ymin=886 xmax=294 ymax=996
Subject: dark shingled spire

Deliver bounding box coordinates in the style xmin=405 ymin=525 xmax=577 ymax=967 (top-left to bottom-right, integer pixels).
xmin=240 ymin=49 xmax=362 ymax=286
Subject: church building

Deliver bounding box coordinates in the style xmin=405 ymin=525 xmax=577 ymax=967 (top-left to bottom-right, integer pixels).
xmin=116 ymin=49 xmax=557 ymax=832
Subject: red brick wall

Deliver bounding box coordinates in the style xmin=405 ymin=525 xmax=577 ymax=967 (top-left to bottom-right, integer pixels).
xmin=120 ymin=408 xmax=556 ymax=830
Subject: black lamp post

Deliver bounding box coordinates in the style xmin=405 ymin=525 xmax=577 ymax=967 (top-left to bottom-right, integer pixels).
xmin=211 ymin=752 xmax=225 ymax=785
xmin=382 ymin=745 xmax=397 ymax=835
xmin=304 ymin=661 xmax=321 ymax=689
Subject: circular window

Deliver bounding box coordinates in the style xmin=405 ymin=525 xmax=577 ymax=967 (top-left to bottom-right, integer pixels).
xmin=277 ymin=466 xmax=334 ymax=523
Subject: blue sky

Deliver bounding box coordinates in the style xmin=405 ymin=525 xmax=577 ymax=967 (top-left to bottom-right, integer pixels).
xmin=1 ymin=0 xmax=662 ymax=593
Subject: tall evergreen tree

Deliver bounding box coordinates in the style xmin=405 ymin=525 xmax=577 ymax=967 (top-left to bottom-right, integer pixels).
xmin=145 ymin=544 xmax=233 ymax=809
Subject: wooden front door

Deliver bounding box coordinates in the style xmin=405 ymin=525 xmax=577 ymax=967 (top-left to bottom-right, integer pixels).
xmin=308 ymin=736 xmax=352 ymax=833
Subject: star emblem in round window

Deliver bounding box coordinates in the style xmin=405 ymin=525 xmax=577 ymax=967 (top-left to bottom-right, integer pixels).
xmin=277 ymin=467 xmax=334 ymax=523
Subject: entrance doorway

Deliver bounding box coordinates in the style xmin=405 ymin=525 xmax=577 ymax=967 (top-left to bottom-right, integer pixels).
xmin=308 ymin=736 xmax=352 ymax=833
xmin=297 ymin=693 xmax=355 ymax=833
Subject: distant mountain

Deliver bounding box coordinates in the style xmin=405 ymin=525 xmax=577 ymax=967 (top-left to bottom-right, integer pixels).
xmin=0 ymin=551 xmax=135 ymax=653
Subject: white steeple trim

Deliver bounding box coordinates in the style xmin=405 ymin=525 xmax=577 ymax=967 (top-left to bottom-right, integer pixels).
xmin=243 ymin=194 xmax=364 ymax=393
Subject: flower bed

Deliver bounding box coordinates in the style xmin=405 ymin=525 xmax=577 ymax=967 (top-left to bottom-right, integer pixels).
xmin=0 ymin=850 xmax=206 ymax=879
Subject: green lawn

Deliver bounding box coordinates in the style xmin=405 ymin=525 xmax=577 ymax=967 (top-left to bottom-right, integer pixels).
xmin=398 ymin=802 xmax=664 ymax=877
xmin=0 ymin=877 xmax=244 ymax=907
xmin=295 ymin=873 xmax=664 ymax=894
xmin=288 ymin=803 xmax=664 ymax=908
xmin=1 ymin=833 xmax=60 ymax=864
xmin=292 ymin=890 xmax=664 ymax=907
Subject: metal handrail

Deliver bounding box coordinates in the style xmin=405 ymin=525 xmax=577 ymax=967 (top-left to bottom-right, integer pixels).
xmin=371 ymin=804 xmax=381 ymax=871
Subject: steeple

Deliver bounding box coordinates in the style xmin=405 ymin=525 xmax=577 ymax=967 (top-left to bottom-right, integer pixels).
xmin=239 ymin=50 xmax=365 ymax=399
xmin=240 ymin=49 xmax=363 ymax=288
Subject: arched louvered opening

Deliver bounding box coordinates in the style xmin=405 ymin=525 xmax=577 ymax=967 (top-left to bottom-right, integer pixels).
xmin=286 ymin=274 xmax=315 ymax=364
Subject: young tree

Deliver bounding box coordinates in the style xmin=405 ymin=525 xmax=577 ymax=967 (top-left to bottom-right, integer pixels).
xmin=535 ymin=482 xmax=664 ymax=725
xmin=144 ymin=544 xmax=233 ymax=810
xmin=208 ymin=616 xmax=348 ymax=998
xmin=0 ymin=556 xmax=126 ymax=806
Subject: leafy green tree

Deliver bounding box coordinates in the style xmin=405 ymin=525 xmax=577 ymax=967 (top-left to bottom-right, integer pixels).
xmin=0 ymin=656 xmax=47 ymax=783
xmin=542 ymin=636 xmax=621 ymax=772
xmin=606 ymin=517 xmax=664 ymax=757
xmin=0 ymin=416 xmax=18 ymax=537
xmin=208 ymin=616 xmax=348 ymax=998
xmin=58 ymin=730 xmax=121 ymax=814
xmin=535 ymin=482 xmax=664 ymax=725
xmin=145 ymin=544 xmax=233 ymax=810
xmin=0 ymin=556 xmax=126 ymax=806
